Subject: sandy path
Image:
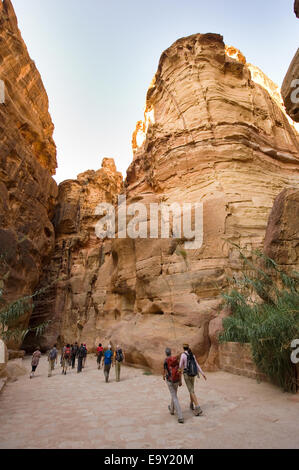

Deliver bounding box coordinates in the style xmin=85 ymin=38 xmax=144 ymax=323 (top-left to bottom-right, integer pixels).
xmin=0 ymin=355 xmax=298 ymax=449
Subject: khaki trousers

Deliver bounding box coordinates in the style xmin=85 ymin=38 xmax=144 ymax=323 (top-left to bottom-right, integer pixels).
xmin=48 ymin=359 xmax=55 ymax=376
xmin=115 ymin=361 xmax=121 ymax=382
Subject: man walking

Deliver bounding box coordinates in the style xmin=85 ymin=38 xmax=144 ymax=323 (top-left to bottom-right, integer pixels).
xmin=103 ymin=345 xmax=113 ymax=383
xmin=163 ymin=347 xmax=184 ymax=424
xmin=48 ymin=344 xmax=58 ymax=377
xmin=77 ymin=343 xmax=85 ymax=373
xmin=114 ymin=345 xmax=125 ymax=382
xmin=96 ymin=343 xmax=104 ymax=369
xmin=179 ymin=344 xmax=207 ymax=416
xmin=82 ymin=344 xmax=88 ymax=368
xmin=71 ymin=342 xmax=79 ymax=369
xmin=62 ymin=344 xmax=71 ymax=375
xmin=30 ymin=347 xmax=41 ymax=379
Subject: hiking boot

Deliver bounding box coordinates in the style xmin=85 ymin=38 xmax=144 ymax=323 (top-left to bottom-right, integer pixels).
xmin=178 ymin=418 xmax=184 ymax=424
xmin=193 ymin=406 xmax=203 ymax=416
xmin=190 ymin=402 xmax=194 ymax=410
xmin=168 ymin=405 xmax=175 ymax=416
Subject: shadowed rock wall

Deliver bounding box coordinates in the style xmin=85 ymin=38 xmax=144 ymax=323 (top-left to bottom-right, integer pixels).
xmin=0 ymin=0 xmax=57 ymax=346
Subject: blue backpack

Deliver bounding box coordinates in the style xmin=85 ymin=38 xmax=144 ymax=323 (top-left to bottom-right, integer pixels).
xmin=104 ymin=349 xmax=113 ymax=365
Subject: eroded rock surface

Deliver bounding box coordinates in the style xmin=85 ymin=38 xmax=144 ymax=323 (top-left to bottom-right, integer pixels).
xmin=36 ymin=34 xmax=299 ymax=372
xmin=264 ymin=188 xmax=299 ymax=267
xmin=281 ymin=1 xmax=299 ymax=122
xmin=0 ymin=0 xmax=57 ymax=345
xmin=23 ymin=159 xmax=123 ymax=351
xmin=282 ymin=50 xmax=299 ymax=123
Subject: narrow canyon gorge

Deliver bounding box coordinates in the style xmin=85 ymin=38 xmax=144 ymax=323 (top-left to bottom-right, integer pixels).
xmin=1 ymin=0 xmax=299 ymax=372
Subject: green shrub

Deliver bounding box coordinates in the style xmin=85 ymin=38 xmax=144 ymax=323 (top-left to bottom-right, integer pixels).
xmin=0 ymin=254 xmax=51 ymax=343
xmin=219 ymin=248 xmax=299 ymax=393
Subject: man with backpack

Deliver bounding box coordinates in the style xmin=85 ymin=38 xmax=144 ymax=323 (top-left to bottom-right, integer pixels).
xmin=82 ymin=344 xmax=88 ymax=368
xmin=96 ymin=343 xmax=104 ymax=369
xmin=62 ymin=344 xmax=71 ymax=375
xmin=114 ymin=345 xmax=125 ymax=382
xmin=77 ymin=343 xmax=85 ymax=373
xmin=71 ymin=342 xmax=79 ymax=369
xmin=179 ymin=343 xmax=207 ymax=416
xmin=48 ymin=344 xmax=58 ymax=377
xmin=163 ymin=347 xmax=184 ymax=424
xmin=103 ymin=345 xmax=113 ymax=383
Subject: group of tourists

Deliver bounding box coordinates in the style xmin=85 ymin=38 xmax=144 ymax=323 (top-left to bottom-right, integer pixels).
xmin=30 ymin=341 xmax=206 ymax=424
xmin=163 ymin=343 xmax=207 ymax=424
xmin=29 ymin=342 xmax=125 ymax=383
xmin=46 ymin=342 xmax=88 ymax=376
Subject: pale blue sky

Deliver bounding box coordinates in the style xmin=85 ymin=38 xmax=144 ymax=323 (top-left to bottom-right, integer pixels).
xmin=12 ymin=0 xmax=298 ymax=183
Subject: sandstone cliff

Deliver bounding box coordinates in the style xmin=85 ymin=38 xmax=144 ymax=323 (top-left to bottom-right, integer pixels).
xmin=264 ymin=188 xmax=299 ymax=266
xmin=23 ymin=159 xmax=123 ymax=351
xmin=281 ymin=1 xmax=299 ymax=122
xmin=0 ymin=0 xmax=57 ymax=344
xmin=36 ymin=33 xmax=299 ymax=372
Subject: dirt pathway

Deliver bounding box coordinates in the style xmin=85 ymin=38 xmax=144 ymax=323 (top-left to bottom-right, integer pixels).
xmin=0 ymin=355 xmax=298 ymax=449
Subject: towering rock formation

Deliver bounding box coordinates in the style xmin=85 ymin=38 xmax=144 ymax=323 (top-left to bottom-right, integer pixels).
xmin=0 ymin=0 xmax=57 ymax=342
xmin=23 ymin=159 xmax=123 ymax=351
xmin=281 ymin=1 xmax=299 ymax=122
xmin=37 ymin=33 xmax=299 ymax=371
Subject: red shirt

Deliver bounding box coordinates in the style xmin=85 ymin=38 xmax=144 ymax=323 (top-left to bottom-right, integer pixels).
xmin=97 ymin=347 xmax=103 ymax=354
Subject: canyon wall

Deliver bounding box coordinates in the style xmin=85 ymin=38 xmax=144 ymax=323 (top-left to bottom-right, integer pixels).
xmin=34 ymin=33 xmax=299 ymax=371
xmin=23 ymin=159 xmax=123 ymax=351
xmin=0 ymin=0 xmax=57 ymax=343
xmin=264 ymin=188 xmax=299 ymax=266
xmin=281 ymin=0 xmax=299 ymax=122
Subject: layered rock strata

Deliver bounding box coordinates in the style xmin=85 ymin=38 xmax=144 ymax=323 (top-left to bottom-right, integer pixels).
xmin=281 ymin=1 xmax=299 ymax=122
xmin=0 ymin=0 xmax=57 ymax=344
xmin=37 ymin=33 xmax=299 ymax=372
xmin=23 ymin=159 xmax=123 ymax=351
xmin=264 ymin=188 xmax=299 ymax=267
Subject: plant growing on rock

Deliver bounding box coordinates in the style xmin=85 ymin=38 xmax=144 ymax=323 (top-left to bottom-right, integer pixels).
xmin=219 ymin=247 xmax=299 ymax=393
xmin=0 ymin=254 xmax=51 ymax=344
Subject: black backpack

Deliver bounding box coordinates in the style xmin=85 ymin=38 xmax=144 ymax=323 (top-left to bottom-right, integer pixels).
xmin=185 ymin=352 xmax=198 ymax=377
xmin=116 ymin=349 xmax=123 ymax=362
xmin=78 ymin=347 xmax=85 ymax=358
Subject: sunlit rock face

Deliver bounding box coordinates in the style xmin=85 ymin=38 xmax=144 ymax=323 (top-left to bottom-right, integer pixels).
xmin=23 ymin=158 xmax=123 ymax=352
xmin=282 ymin=50 xmax=299 ymax=123
xmin=36 ymin=33 xmax=299 ymax=372
xmin=107 ymin=34 xmax=299 ymax=371
xmin=264 ymin=188 xmax=299 ymax=268
xmin=281 ymin=1 xmax=299 ymax=123
xmin=0 ymin=0 xmax=57 ymax=345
